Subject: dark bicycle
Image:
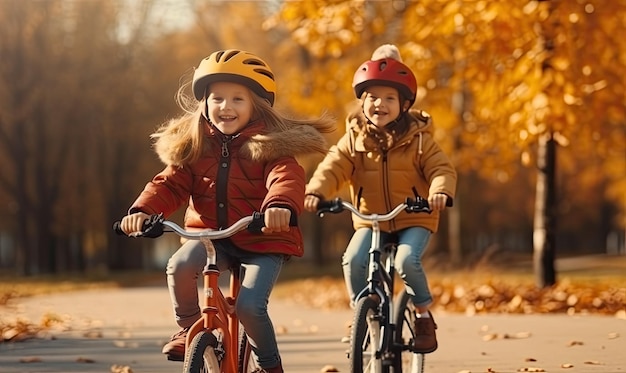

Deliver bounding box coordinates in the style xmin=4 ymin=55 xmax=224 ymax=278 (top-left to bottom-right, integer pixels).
xmin=316 ymin=197 xmax=431 ymax=373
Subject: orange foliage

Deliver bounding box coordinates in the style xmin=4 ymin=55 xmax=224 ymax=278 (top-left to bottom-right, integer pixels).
xmin=271 ymin=0 xmax=626 ymax=229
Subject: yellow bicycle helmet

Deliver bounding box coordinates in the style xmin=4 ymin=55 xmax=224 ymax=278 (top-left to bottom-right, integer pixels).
xmin=192 ymin=49 xmax=277 ymax=106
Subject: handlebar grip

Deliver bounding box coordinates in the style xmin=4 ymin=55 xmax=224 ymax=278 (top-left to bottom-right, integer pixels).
xmin=316 ymin=198 xmax=343 ymax=216
xmin=112 ymin=213 xmax=164 ymax=238
xmin=112 ymin=221 xmax=125 ymax=235
xmin=246 ymin=212 xmax=298 ymax=233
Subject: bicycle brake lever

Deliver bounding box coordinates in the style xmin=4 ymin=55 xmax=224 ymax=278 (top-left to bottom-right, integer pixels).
xmin=142 ymin=213 xmax=165 ymax=238
xmin=316 ymin=198 xmax=344 ymax=216
xmin=112 ymin=213 xmax=165 ymax=237
xmin=405 ymin=197 xmax=432 ymax=214
xmin=246 ymin=212 xmax=265 ymax=234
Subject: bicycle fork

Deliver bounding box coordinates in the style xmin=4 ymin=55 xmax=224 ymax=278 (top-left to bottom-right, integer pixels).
xmin=185 ymin=238 xmax=239 ymax=372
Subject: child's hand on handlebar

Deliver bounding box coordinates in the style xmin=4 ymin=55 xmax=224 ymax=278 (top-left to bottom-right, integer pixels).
xmin=262 ymin=207 xmax=292 ymax=233
xmin=120 ymin=212 xmax=150 ymax=236
xmin=304 ymin=195 xmax=320 ymax=212
xmin=428 ymin=193 xmax=448 ymax=212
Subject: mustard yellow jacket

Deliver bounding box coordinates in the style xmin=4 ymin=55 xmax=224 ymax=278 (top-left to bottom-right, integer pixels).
xmin=306 ymin=110 xmax=457 ymax=233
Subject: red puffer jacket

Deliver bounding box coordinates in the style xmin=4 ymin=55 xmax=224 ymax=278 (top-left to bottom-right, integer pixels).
xmin=130 ymin=119 xmax=327 ymax=257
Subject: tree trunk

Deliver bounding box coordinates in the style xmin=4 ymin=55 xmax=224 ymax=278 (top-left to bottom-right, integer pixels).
xmin=448 ymin=89 xmax=466 ymax=266
xmin=533 ymin=133 xmax=557 ymax=287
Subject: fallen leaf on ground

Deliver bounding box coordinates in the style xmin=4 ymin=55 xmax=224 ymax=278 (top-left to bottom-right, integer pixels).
xmin=517 ymin=367 xmax=545 ymax=372
xmin=566 ymin=340 xmax=583 ymax=346
xmin=482 ymin=331 xmax=531 ymax=341
xmin=111 ymin=364 xmax=133 ymax=373
xmin=83 ymin=330 xmax=103 ymax=338
xmin=76 ymin=357 xmax=95 ymax=363
xmin=19 ymin=356 xmax=42 ymax=363
xmin=113 ymin=340 xmax=139 ymax=348
xmin=320 ymin=364 xmax=339 ymax=372
xmin=561 ymin=363 xmax=574 ymax=368
xmin=584 ymin=360 xmax=603 ymax=365
xmin=118 ymin=331 xmax=132 ymax=338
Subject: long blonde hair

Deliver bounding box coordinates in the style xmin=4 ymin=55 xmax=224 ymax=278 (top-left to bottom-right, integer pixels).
xmin=151 ymin=79 xmax=334 ymax=166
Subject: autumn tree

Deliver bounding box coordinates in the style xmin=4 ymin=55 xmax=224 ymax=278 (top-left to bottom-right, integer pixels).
xmin=269 ymin=0 xmax=626 ymax=283
xmin=395 ymin=0 xmax=626 ymax=286
xmin=0 ymin=0 xmax=163 ymax=274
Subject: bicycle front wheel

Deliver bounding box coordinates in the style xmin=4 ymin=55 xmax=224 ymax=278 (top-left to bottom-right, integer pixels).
xmin=183 ymin=331 xmax=221 ymax=373
xmin=392 ymin=290 xmax=425 ymax=373
xmin=350 ymin=295 xmax=383 ymax=373
xmin=238 ymin=330 xmax=261 ymax=373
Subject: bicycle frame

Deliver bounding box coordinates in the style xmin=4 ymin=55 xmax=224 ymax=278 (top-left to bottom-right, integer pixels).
xmin=352 ymin=204 xmax=407 ymax=364
xmin=316 ymin=198 xmax=430 ymax=373
xmin=162 ymin=218 xmax=257 ymax=373
xmin=185 ymin=241 xmax=240 ymax=373
xmin=117 ymin=215 xmax=261 ymax=373
xmin=328 ymin=201 xmax=409 ymax=305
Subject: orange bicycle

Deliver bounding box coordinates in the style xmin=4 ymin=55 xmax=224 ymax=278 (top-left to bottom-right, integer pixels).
xmin=115 ymin=213 xmax=265 ymax=373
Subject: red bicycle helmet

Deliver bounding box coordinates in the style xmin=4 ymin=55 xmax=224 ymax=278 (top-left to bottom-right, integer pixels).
xmin=352 ymin=58 xmax=417 ymax=105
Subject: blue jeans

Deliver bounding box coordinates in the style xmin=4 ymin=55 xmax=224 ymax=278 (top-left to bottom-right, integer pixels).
xmin=166 ymin=239 xmax=285 ymax=368
xmin=342 ymin=226 xmax=433 ymax=307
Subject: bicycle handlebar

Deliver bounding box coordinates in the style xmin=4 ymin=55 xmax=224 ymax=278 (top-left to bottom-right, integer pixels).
xmin=112 ymin=212 xmax=266 ymax=239
xmin=316 ymin=197 xmax=431 ymax=221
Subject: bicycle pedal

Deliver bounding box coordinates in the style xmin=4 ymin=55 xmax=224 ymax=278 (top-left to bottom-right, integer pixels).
xmin=166 ymin=355 xmax=184 ymax=362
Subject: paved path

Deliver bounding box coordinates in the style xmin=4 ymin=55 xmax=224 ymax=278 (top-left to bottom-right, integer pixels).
xmin=1 ymin=285 xmax=625 ymax=373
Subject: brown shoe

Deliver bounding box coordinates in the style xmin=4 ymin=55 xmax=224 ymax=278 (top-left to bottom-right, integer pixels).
xmin=413 ymin=312 xmax=438 ymax=353
xmin=162 ymin=327 xmax=188 ymax=361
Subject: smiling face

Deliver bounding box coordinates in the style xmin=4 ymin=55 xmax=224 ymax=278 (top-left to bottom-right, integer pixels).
xmin=206 ymin=81 xmax=254 ymax=135
xmin=362 ymin=85 xmax=408 ymax=128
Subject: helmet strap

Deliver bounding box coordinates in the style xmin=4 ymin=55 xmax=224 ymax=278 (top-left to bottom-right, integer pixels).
xmin=202 ymin=86 xmax=209 ymax=120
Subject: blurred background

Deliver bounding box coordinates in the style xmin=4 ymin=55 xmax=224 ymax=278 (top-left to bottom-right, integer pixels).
xmin=0 ymin=0 xmax=624 ymax=286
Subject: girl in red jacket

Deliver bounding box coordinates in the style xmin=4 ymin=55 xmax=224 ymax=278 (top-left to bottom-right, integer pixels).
xmin=120 ymin=49 xmax=332 ymax=373
xmin=304 ymin=45 xmax=457 ymax=354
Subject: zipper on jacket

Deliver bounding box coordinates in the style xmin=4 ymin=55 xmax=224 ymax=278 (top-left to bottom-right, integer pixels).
xmin=381 ymin=151 xmax=396 ymax=231
xmin=216 ymin=134 xmax=239 ymax=228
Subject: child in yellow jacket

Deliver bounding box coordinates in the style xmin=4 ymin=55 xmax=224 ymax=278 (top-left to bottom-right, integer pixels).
xmin=304 ymin=44 xmax=457 ymax=353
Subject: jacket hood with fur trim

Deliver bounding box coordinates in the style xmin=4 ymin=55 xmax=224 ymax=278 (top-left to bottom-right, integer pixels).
xmin=131 ymin=119 xmax=328 ymax=257
xmin=239 ymin=120 xmax=329 ymax=161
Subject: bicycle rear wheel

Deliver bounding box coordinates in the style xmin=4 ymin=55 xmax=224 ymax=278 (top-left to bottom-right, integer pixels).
xmin=238 ymin=330 xmax=261 ymax=373
xmin=350 ymin=295 xmax=384 ymax=373
xmin=392 ymin=290 xmax=425 ymax=373
xmin=183 ymin=331 xmax=221 ymax=373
